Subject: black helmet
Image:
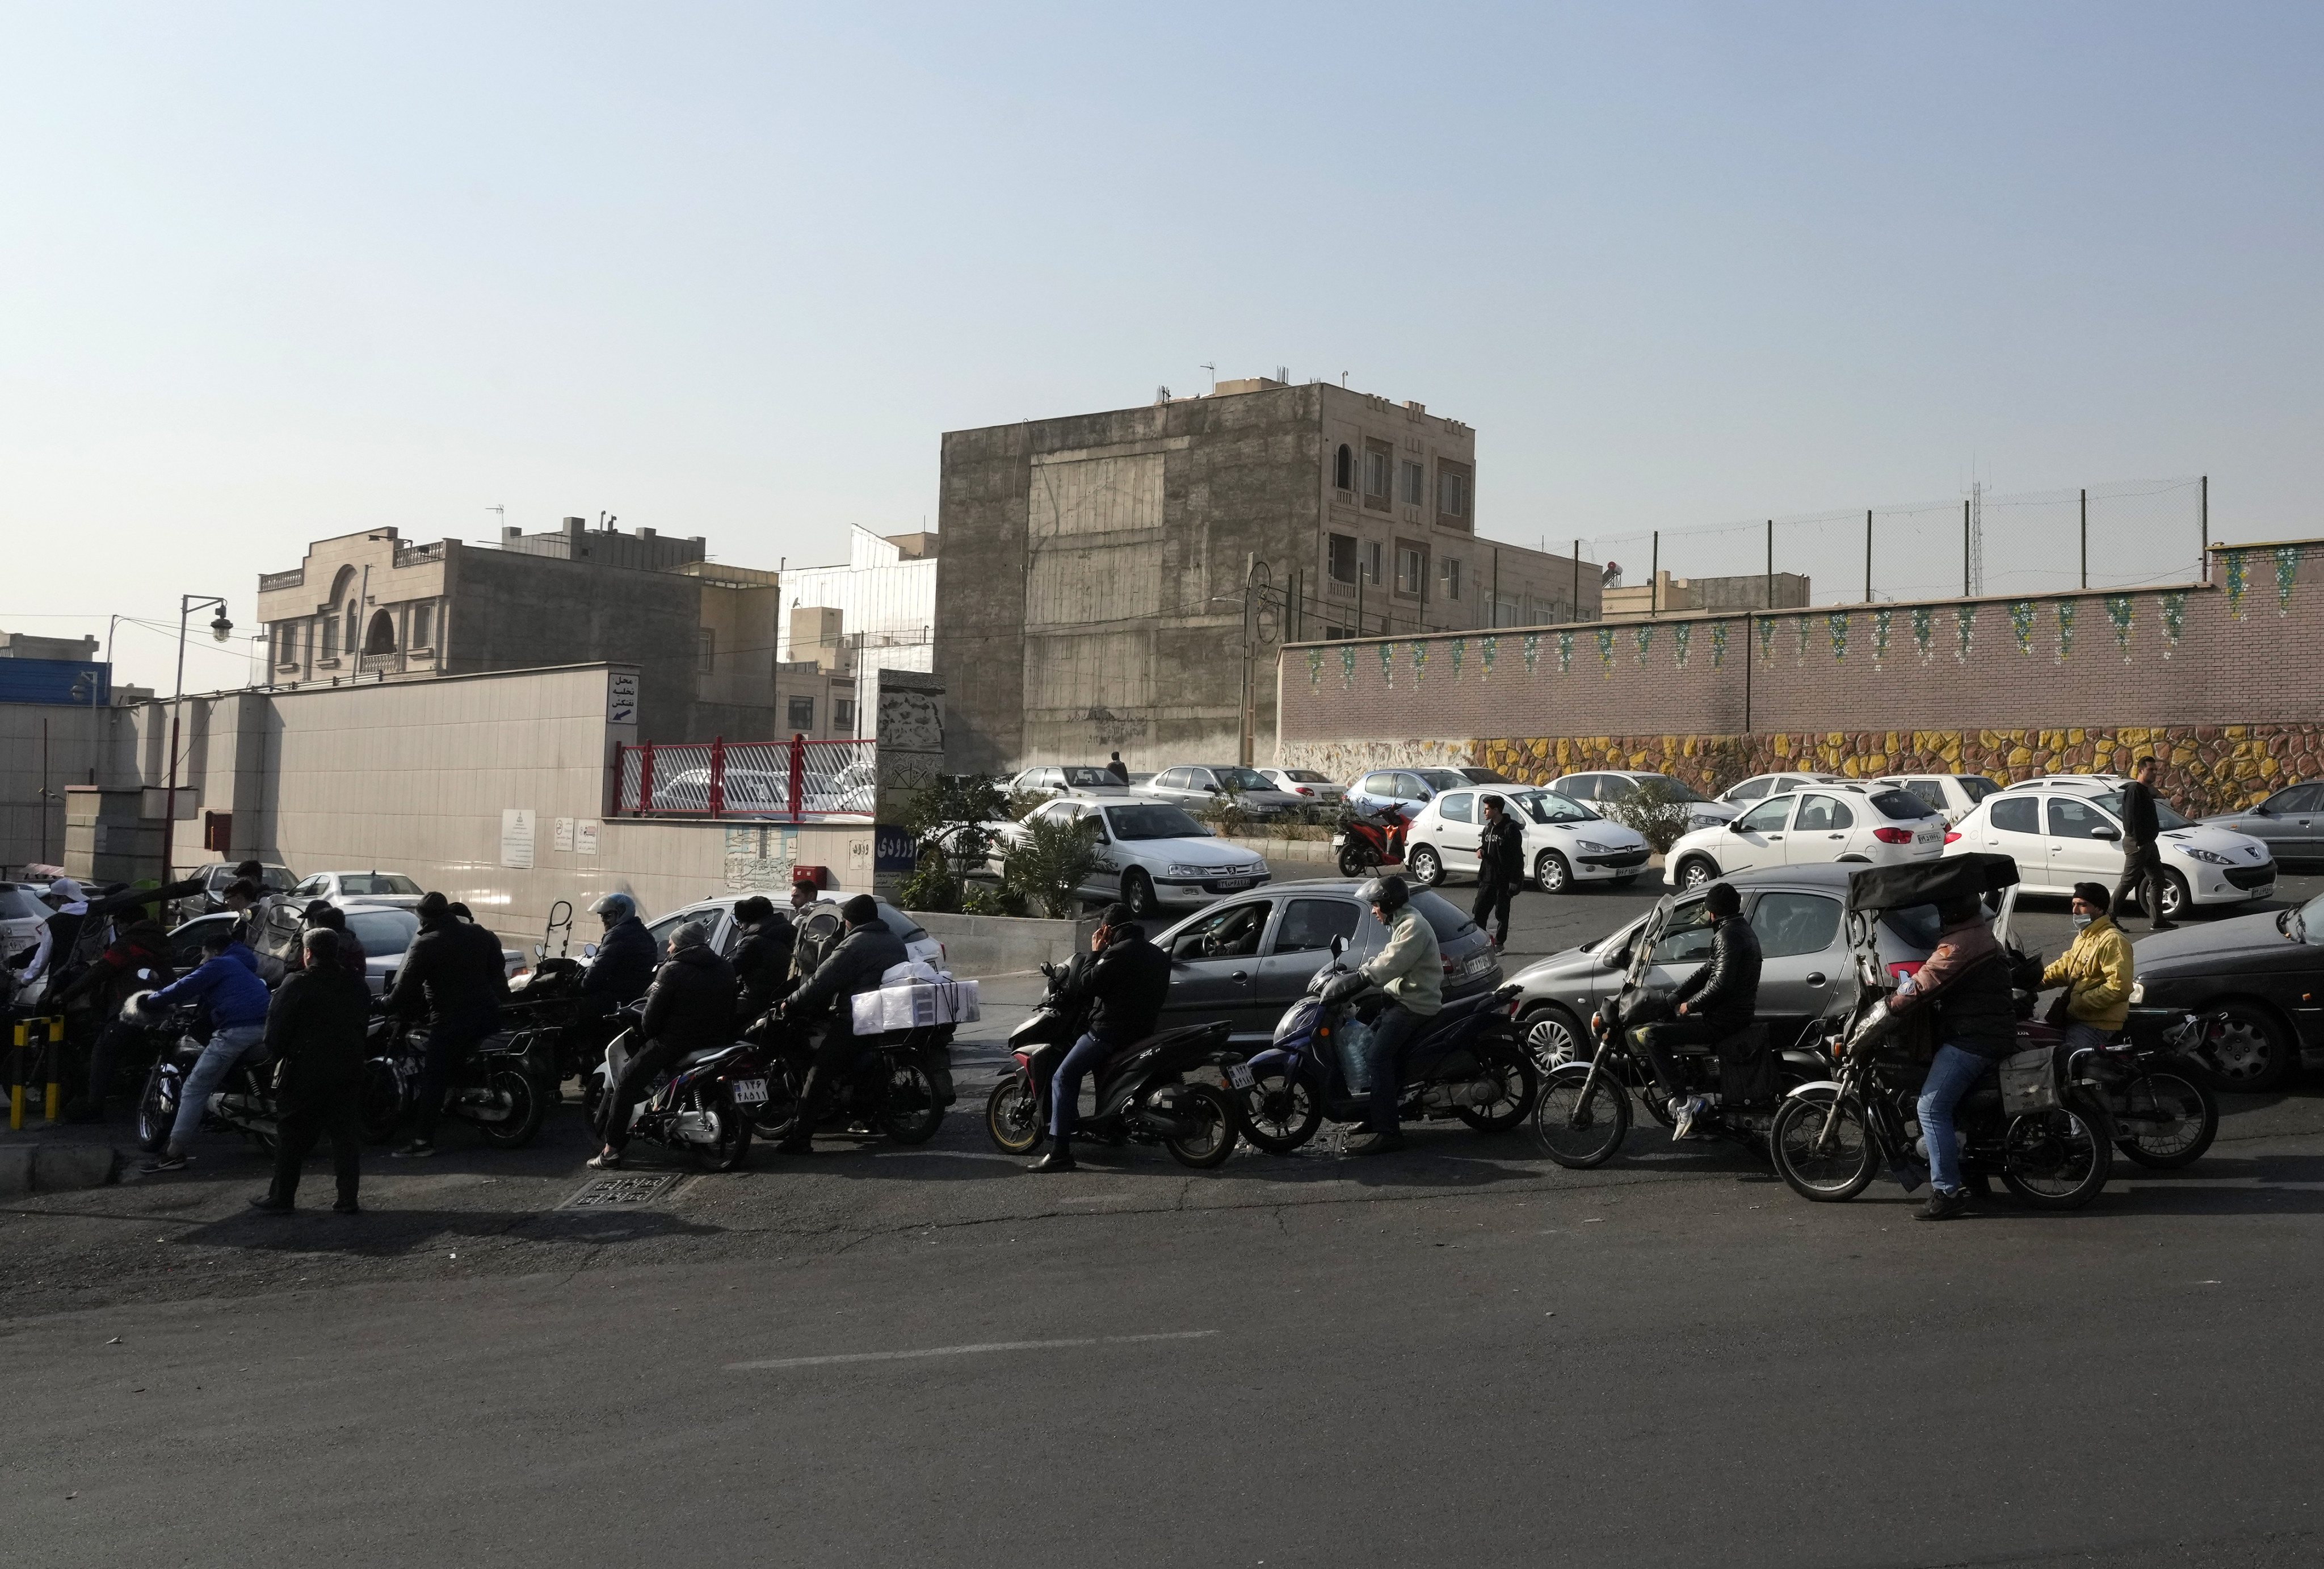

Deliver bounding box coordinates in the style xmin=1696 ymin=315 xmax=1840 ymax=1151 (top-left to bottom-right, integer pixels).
xmin=1358 ymin=874 xmax=1410 ymax=912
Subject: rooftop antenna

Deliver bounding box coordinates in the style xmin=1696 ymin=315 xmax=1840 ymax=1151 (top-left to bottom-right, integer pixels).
xmin=1200 ymin=363 xmax=1215 ymax=391
xmin=1340 ymin=372 xmax=1348 ymax=387
xmin=485 ymin=504 xmax=505 ymax=530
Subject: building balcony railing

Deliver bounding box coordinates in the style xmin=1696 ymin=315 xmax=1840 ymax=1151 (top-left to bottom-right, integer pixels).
xmin=393 ymin=541 xmax=447 ymax=568
xmin=259 ymin=569 xmax=305 ymax=592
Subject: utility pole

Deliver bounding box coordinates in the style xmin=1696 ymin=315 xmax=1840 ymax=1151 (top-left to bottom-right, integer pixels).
xmin=2080 ymin=488 xmax=2088 ymax=590
xmin=161 ymin=595 xmax=233 ymax=883
xmin=1571 ymin=540 xmax=1580 ymax=622
xmin=1764 ymin=520 xmax=1774 ymax=610
xmin=1864 ymin=510 xmax=1873 ymax=602
xmin=2200 ymin=475 xmax=2210 ymax=582
xmin=1650 ymin=531 xmax=1660 ymax=616
xmin=1962 ymin=500 xmax=1971 ymax=598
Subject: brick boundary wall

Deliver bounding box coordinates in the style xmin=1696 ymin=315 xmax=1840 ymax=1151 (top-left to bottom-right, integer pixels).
xmin=1277 ymin=540 xmax=2324 ymax=816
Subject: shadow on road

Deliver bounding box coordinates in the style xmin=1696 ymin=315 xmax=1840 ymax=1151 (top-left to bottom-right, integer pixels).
xmin=171 ymin=1202 xmax=726 ymax=1256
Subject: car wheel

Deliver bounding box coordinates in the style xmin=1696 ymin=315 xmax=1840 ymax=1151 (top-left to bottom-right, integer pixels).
xmin=2158 ymin=869 xmax=2192 ymax=921
xmin=1520 ymin=1004 xmax=1588 ymax=1071
xmin=1121 ymin=869 xmax=1159 ymax=920
xmin=1676 ymin=856 xmax=1718 ymax=891
xmin=1533 ymin=850 xmax=1573 ymax=894
xmin=2199 ymin=1001 xmax=2298 ymax=1093
xmin=1406 ymin=845 xmax=1444 ymax=888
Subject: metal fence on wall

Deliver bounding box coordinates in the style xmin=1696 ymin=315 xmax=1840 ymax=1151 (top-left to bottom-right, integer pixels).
xmin=613 ymin=736 xmax=876 ymax=820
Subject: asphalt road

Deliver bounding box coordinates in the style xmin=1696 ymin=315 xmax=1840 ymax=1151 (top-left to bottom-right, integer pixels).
xmin=4 ymin=870 xmax=2319 ymax=1568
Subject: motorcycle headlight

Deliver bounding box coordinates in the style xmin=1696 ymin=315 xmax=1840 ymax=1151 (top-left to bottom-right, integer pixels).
xmin=2180 ymin=846 xmax=2232 ymax=866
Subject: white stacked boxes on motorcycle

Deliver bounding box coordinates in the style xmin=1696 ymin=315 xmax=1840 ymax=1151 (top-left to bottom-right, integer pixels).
xmin=851 ymin=975 xmax=982 ymax=1034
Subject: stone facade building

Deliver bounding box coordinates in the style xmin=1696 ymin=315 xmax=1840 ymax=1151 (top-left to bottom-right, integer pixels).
xmin=933 ymin=377 xmax=1600 ymax=773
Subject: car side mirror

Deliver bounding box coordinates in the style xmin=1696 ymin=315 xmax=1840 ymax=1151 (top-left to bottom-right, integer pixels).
xmin=1726 ymin=819 xmax=1745 ymax=833
xmin=2093 ymin=826 xmax=2121 ymax=841
xmin=582 ymin=942 xmax=599 ymax=959
xmin=2252 ymin=804 xmax=2271 ymax=816
xmin=1611 ymin=945 xmax=1633 ymax=969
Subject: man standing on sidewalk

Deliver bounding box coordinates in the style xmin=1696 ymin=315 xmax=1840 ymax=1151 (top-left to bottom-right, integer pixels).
xmin=1473 ymin=794 xmax=1524 ymax=950
xmin=2113 ymin=756 xmax=2177 ymax=932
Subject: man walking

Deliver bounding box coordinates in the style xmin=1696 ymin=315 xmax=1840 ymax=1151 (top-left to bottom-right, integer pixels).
xmin=2113 ymin=756 xmax=2177 ymax=932
xmin=251 ymin=928 xmax=372 ymax=1215
xmin=383 ymin=892 xmax=504 ymax=1158
xmin=1473 ymin=794 xmax=1524 ymax=949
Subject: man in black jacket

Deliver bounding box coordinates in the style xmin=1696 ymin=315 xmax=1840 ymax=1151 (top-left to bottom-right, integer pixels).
xmin=581 ymin=893 xmax=658 ymax=1016
xmin=1029 ymin=904 xmax=1170 ymax=1173
xmin=251 ymin=928 xmax=373 ymax=1214
xmin=774 ymin=895 xmax=907 ymax=1156
xmin=383 ymin=892 xmax=505 ymax=1157
xmin=592 ymin=919 xmax=738 ymax=1167
xmin=729 ymin=896 xmax=797 ymax=1022
xmin=1630 ymin=880 xmax=1762 ymax=1140
xmin=58 ymin=917 xmax=176 ymax=1122
xmin=1473 ymin=794 xmax=1525 ymax=949
xmin=2112 ymin=756 xmax=2177 ymax=933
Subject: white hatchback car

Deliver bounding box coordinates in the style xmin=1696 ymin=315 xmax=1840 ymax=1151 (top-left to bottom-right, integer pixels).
xmin=1944 ymin=784 xmax=2275 ymax=918
xmin=1665 ymin=782 xmax=1945 ymax=890
xmin=1871 ymin=773 xmax=2005 ymax=826
xmin=1715 ymin=771 xmax=1846 ymax=810
xmin=1256 ymin=767 xmax=1346 ymax=807
xmin=288 ymin=870 xmax=427 ymax=909
xmin=1003 ymin=796 xmax=1271 ymax=918
xmin=1402 ymin=787 xmax=1652 ymax=893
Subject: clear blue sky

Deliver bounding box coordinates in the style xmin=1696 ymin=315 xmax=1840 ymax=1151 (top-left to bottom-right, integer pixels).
xmin=5 ymin=2 xmax=2319 ymax=691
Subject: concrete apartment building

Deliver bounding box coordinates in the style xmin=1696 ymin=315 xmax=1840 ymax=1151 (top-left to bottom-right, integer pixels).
xmin=774 ymin=527 xmax=939 ymax=738
xmin=1602 ymin=570 xmax=1812 ymax=620
xmin=934 ymin=377 xmax=1600 ymax=773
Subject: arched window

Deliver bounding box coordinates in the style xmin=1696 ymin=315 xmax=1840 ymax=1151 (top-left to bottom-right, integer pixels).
xmin=1334 ymin=443 xmax=1353 ymax=491
xmin=364 ymin=609 xmax=397 ymax=655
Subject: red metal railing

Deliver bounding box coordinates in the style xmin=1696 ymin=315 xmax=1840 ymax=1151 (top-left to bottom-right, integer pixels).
xmin=613 ymin=735 xmax=876 ymax=820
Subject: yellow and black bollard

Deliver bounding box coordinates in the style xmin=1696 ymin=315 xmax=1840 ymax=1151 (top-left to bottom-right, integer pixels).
xmin=44 ymin=1015 xmax=65 ymax=1122
xmin=9 ymin=1016 xmax=23 ymax=1131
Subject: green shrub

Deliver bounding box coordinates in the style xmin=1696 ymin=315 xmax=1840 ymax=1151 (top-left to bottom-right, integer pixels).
xmin=1003 ymin=812 xmax=1100 ymax=918
xmin=1601 ymin=777 xmax=1695 ymax=853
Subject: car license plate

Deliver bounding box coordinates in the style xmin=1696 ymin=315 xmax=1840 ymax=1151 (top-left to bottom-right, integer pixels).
xmin=1227 ymin=1063 xmax=1255 ymax=1089
xmin=730 ymin=1077 xmax=768 ymax=1105
xmin=1214 ymin=878 xmax=1250 ymax=891
xmin=1466 ymin=953 xmax=1494 ymax=976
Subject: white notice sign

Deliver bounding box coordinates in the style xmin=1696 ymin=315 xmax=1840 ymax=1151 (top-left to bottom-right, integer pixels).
xmin=553 ymin=816 xmax=575 ymax=852
xmin=607 ymin=672 xmax=640 ymax=726
xmin=501 ymin=808 xmax=536 ymax=869
xmin=575 ymin=819 xmax=601 ymax=856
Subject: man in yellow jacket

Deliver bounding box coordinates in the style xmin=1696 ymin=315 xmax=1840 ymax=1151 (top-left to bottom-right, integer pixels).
xmin=2040 ymin=882 xmax=2135 ymax=1052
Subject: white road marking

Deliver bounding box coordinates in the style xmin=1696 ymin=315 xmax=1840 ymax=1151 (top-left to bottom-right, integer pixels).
xmin=728 ymin=1329 xmax=1216 ymax=1371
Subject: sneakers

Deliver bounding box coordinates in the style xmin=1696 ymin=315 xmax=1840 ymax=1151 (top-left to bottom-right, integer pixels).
xmin=1671 ymin=1096 xmax=1709 ymax=1140
xmin=390 ymin=1140 xmax=436 ymax=1159
xmin=586 ymin=1151 xmax=622 ymax=1170
xmin=1915 ymin=1187 xmax=1973 ymax=1222
xmin=139 ymin=1152 xmax=191 ymax=1174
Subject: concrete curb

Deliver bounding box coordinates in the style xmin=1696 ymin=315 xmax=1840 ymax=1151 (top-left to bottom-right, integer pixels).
xmin=0 ymin=1142 xmax=123 ymax=1198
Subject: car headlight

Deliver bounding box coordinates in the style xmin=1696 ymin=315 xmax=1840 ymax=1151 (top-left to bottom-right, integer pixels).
xmin=1575 ymin=840 xmax=1614 ymax=854
xmin=2179 ymin=846 xmax=2232 ymax=866
xmin=1165 ymin=863 xmax=1206 ymax=878
xmin=2129 ymin=981 xmax=2146 ymax=1004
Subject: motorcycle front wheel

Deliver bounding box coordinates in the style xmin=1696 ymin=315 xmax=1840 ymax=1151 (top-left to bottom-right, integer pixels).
xmin=1162 ymin=1083 xmax=1238 ymax=1169
xmin=1768 ymin=1090 xmax=1877 ymax=1202
xmin=692 ymin=1085 xmax=753 ymax=1172
xmin=1237 ymin=1070 xmax=1323 ymax=1155
xmin=881 ymin=1058 xmax=945 ymax=1145
xmin=135 ymin=1067 xmax=178 ymax=1153
xmin=1532 ymin=1063 xmax=1629 ymax=1168
xmin=2000 ymin=1107 xmax=2112 ymax=1209
xmin=2114 ymin=1072 xmax=2218 ymax=1169
xmin=476 ymin=1069 xmax=547 ymax=1150
xmin=985 ymin=1075 xmax=1045 ymax=1155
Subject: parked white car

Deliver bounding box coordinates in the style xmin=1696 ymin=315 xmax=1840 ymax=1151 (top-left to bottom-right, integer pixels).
xmin=1665 ymin=782 xmax=1945 ymax=890
xmin=288 ymin=870 xmax=426 ymax=909
xmin=1256 ymin=767 xmax=1346 ymax=806
xmin=645 ymin=895 xmax=944 ymax=970
xmin=1715 ymin=772 xmax=1844 ymax=809
xmin=1005 ymin=797 xmax=1271 ymax=918
xmin=1870 ymin=773 xmax=2004 ymax=825
xmin=658 ymin=762 xmax=877 ymax=816
xmin=1546 ymin=770 xmax=1742 ymax=833
xmin=1006 ymin=765 xmax=1135 ymax=799
xmin=1402 ymin=786 xmax=1652 ymax=893
xmin=1944 ymin=784 xmax=2275 ymax=918
xmin=1138 ymin=765 xmax=1309 ymax=821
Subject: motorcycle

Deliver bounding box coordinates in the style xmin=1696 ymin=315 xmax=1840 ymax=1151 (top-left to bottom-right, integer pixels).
xmin=590 ymin=1002 xmax=767 ymax=1171
xmin=1531 ymin=984 xmax=1832 ymax=1168
xmin=1764 ymin=854 xmax=2117 ymax=1209
xmin=2086 ymin=1010 xmax=2223 ymax=1169
xmin=365 ymin=1010 xmax=553 ymax=1149
xmin=128 ymin=993 xmax=289 ymax=1155
xmin=740 ymin=1007 xmax=953 ymax=1148
xmin=984 ymin=963 xmax=1245 ymax=1168
xmin=1235 ymin=938 xmax=1538 ymax=1153
xmin=1332 ymin=804 xmax=1409 ymax=879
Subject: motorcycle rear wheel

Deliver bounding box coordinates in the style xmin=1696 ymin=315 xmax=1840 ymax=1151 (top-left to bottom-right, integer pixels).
xmin=1532 ymin=1064 xmax=1630 ymax=1168
xmin=749 ymin=1058 xmax=806 ymax=1143
xmin=2000 ymin=1107 xmax=2111 ymax=1208
xmin=985 ymin=1075 xmax=1045 ymax=1155
xmin=1337 ymin=844 xmax=1377 ymax=879
xmin=1237 ymin=1071 xmax=1323 ymax=1154
xmin=1453 ymin=1043 xmax=1539 ymax=1132
xmin=135 ymin=1067 xmax=177 ymax=1153
xmin=692 ymin=1085 xmax=753 ymax=1172
xmin=881 ymin=1059 xmax=945 ymax=1145
xmin=476 ymin=1069 xmax=547 ymax=1150
xmin=1162 ymin=1083 xmax=1238 ymax=1169
xmin=2114 ymin=1072 xmax=2217 ymax=1169
xmin=1768 ymin=1090 xmax=1877 ymax=1202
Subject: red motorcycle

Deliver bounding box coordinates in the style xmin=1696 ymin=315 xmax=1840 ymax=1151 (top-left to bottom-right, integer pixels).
xmin=1334 ymin=804 xmax=1408 ymax=879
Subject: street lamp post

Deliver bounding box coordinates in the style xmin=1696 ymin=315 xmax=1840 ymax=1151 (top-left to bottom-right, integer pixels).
xmin=160 ymin=595 xmax=233 ymax=883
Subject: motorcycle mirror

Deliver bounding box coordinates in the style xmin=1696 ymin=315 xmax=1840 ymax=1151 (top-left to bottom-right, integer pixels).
xmin=582 ymin=942 xmax=599 ymax=958
xmin=1329 ymin=934 xmax=1345 ymax=959
xmin=534 ymin=942 xmax=545 ymax=958
xmin=136 ymin=967 xmax=154 ymax=980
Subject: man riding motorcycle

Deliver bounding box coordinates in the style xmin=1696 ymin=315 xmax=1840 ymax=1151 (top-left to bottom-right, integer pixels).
xmin=581 ymin=893 xmax=658 ymax=1017
xmin=1321 ymin=874 xmax=1441 ymax=1155
xmin=590 ymin=918 xmax=738 ymax=1169
xmin=729 ymin=895 xmax=798 ymax=1022
xmin=382 ymin=891 xmax=506 ymax=1158
xmin=2040 ymin=882 xmax=2134 ymax=1056
xmin=772 ymin=895 xmax=905 ymax=1156
xmin=1633 ymin=880 xmax=1761 ymax=1140
xmin=1884 ymin=889 xmax=2018 ymax=1220
xmin=1028 ymin=903 xmax=1170 ymax=1174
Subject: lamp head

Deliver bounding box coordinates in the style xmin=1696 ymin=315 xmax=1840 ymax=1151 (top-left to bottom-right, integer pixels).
xmin=209 ymin=607 xmax=233 ymax=643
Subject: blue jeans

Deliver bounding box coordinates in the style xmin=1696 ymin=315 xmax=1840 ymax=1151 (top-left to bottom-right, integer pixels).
xmin=1361 ymin=1005 xmax=1426 ymax=1134
xmin=1918 ymin=1043 xmax=1989 ymax=1195
xmin=171 ymin=1024 xmax=267 ymax=1148
xmin=1049 ymin=1032 xmax=1115 ymax=1140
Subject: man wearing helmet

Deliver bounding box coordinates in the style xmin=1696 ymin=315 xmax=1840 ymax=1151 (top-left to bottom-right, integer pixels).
xmin=582 ymin=892 xmax=657 ymax=1016
xmin=1333 ymin=875 xmax=1442 ymax=1153
xmin=591 ymin=918 xmax=738 ymax=1169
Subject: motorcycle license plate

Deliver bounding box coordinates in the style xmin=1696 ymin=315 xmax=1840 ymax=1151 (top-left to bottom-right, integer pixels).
xmin=730 ymin=1077 xmax=768 ymax=1105
xmin=1227 ymin=1063 xmax=1255 ymax=1089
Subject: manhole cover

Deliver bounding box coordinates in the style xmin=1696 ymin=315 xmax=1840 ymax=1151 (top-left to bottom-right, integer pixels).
xmin=558 ymin=1173 xmax=683 ymax=1210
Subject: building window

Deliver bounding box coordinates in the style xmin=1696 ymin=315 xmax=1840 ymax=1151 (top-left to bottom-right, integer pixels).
xmin=1327 ymin=533 xmax=1358 ymax=584
xmin=1334 ymin=443 xmax=1353 ymax=491
xmin=1394 ymin=540 xmax=1428 ymax=600
xmin=1401 ymin=460 xmax=1425 ymax=507
xmin=320 ymin=614 xmax=339 ymax=661
xmin=787 ymin=696 xmax=816 ymax=732
xmin=1363 ymin=441 xmax=1392 ymax=510
xmin=412 ymin=602 xmax=434 ymax=648
xmin=699 ymin=627 xmax=716 ymax=674
xmin=364 ymin=610 xmax=396 ymax=656
xmin=1361 ymin=540 xmax=1383 ymax=585
xmin=1439 ymin=557 xmax=1462 ymax=599
xmin=1437 ymin=467 xmax=1470 ymax=522
xmin=834 ymin=698 xmax=856 ymax=731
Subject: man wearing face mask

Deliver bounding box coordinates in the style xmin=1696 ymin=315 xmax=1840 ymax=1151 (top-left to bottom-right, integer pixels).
xmin=2040 ymin=882 xmax=2135 ymax=1055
